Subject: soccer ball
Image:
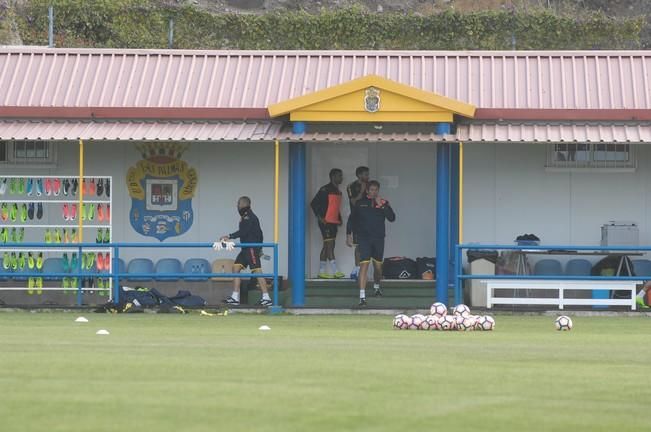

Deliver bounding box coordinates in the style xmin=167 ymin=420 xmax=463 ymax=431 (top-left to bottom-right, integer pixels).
xmin=419 ymin=317 xmax=434 ymax=330
xmin=555 ymin=315 xmax=573 ymax=331
xmin=425 ymin=315 xmax=441 ymax=331
xmin=452 ymin=304 xmax=471 ymax=317
xmin=430 ymin=302 xmax=447 ymax=317
xmin=458 ymin=316 xmax=477 ymax=331
xmin=453 ymin=315 xmax=465 ymax=327
xmin=438 ymin=315 xmax=457 ymax=331
xmin=477 ymin=315 xmax=495 ymax=331
xmin=410 ymin=314 xmax=426 ymax=330
xmin=393 ymin=314 xmax=411 ymax=330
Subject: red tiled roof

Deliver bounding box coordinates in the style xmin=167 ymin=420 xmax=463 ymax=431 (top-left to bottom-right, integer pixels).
xmin=1 ymin=48 xmax=649 ymax=114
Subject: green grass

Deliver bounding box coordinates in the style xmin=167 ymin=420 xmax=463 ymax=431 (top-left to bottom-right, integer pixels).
xmin=0 ymin=313 xmax=650 ymax=432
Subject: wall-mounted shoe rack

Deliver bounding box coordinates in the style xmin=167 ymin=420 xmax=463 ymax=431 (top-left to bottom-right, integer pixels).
xmin=0 ymin=175 xmax=113 ymax=301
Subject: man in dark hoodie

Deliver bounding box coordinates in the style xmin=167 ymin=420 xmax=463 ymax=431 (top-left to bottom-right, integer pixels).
xmin=348 ymin=180 xmax=395 ymax=306
xmin=220 ymin=196 xmax=272 ymax=307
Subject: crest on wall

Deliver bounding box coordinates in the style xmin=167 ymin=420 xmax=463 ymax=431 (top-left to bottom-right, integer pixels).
xmin=126 ymin=143 xmax=198 ymax=241
xmin=364 ymin=87 xmax=381 ymax=113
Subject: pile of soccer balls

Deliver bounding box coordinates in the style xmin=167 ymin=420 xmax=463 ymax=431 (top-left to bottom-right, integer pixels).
xmin=393 ymin=303 xmax=495 ymax=331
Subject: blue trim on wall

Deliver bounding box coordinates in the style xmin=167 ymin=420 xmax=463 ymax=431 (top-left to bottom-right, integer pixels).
xmin=292 ymin=122 xmax=306 ymax=134
xmin=289 ymin=142 xmax=306 ymax=306
xmin=435 ymin=122 xmax=451 ymax=135
xmin=436 ymin=142 xmax=450 ymax=305
xmin=449 ymin=142 xmax=459 ymax=286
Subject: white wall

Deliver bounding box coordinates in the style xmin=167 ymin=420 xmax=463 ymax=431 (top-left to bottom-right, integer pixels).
xmin=308 ymin=142 xmax=438 ymax=276
xmin=7 ymin=140 xmax=651 ymax=278
xmin=1 ymin=141 xmax=289 ymax=275
xmin=463 ymin=143 xmax=651 ymax=264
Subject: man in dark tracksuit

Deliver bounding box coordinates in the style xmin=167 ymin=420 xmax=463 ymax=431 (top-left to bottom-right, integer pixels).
xmin=220 ymin=196 xmax=272 ymax=307
xmin=311 ymin=168 xmax=344 ymax=279
xmin=345 ymin=166 xmax=370 ymax=279
xmin=349 ymin=180 xmax=395 ymax=306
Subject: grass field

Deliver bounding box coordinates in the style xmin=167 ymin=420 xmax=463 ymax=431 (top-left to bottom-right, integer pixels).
xmin=1 ymin=312 xmax=650 ymax=432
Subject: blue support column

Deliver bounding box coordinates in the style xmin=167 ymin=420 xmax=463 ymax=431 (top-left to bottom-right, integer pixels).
xmin=287 ymin=149 xmax=294 ymax=295
xmin=449 ymin=142 xmax=459 ymax=284
xmin=289 ymin=141 xmax=306 ymax=307
xmin=436 ymin=142 xmax=450 ymax=305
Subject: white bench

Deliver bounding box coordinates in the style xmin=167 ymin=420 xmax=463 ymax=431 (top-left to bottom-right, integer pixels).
xmin=481 ymin=279 xmax=641 ymax=310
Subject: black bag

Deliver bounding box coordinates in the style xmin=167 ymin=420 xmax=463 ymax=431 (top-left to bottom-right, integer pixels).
xmin=592 ymin=255 xmax=636 ymax=299
xmin=169 ymin=290 xmax=207 ymax=308
xmin=95 ymin=286 xmax=203 ymax=313
xmin=416 ymin=257 xmax=436 ymax=279
xmin=383 ymin=257 xmax=417 ymax=279
xmin=122 ymin=286 xmax=163 ymax=307
xmin=467 ymin=250 xmax=499 ymax=264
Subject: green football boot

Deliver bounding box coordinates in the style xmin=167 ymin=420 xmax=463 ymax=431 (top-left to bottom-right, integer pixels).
xmin=2 ymin=252 xmax=10 ymax=270
xmin=9 ymin=203 xmax=17 ymax=222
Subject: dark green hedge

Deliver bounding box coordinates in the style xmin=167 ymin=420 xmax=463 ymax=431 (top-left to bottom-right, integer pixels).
xmin=13 ymin=1 xmax=644 ymax=50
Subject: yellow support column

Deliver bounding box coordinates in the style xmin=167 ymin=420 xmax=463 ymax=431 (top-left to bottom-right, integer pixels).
xmin=274 ymin=139 xmax=280 ymax=243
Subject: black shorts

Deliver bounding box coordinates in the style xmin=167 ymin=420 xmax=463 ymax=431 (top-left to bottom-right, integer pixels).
xmin=318 ymin=221 xmax=338 ymax=241
xmin=358 ymin=237 xmax=385 ymax=263
xmin=235 ymin=248 xmax=262 ymax=271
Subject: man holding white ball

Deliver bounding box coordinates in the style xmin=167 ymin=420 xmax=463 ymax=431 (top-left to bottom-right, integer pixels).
xmin=217 ymin=196 xmax=272 ymax=307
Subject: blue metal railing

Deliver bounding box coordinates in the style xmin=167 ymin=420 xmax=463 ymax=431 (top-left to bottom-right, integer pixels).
xmin=454 ymin=243 xmax=650 ymax=305
xmin=0 ymin=241 xmax=280 ymax=311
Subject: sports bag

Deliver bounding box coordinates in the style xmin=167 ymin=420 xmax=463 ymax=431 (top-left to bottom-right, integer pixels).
xmin=383 ymin=257 xmax=417 ymax=279
xmin=416 ymin=257 xmax=436 ymax=279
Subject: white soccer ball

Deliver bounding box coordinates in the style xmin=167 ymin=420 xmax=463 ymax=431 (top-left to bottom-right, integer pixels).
xmin=458 ymin=316 xmax=477 ymax=331
xmin=452 ymin=304 xmax=471 ymax=317
xmin=393 ymin=314 xmax=411 ymax=330
xmin=410 ymin=314 xmax=426 ymax=330
xmin=430 ymin=302 xmax=448 ymax=317
xmin=439 ymin=315 xmax=457 ymax=331
xmin=477 ymin=315 xmax=496 ymax=331
xmin=419 ymin=317 xmax=434 ymax=330
xmin=555 ymin=315 xmax=573 ymax=331
xmin=425 ymin=315 xmax=441 ymax=331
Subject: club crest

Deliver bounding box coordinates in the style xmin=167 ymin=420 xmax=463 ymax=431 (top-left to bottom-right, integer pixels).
xmin=364 ymin=87 xmax=380 ymax=113
xmin=126 ymin=143 xmax=197 ymax=241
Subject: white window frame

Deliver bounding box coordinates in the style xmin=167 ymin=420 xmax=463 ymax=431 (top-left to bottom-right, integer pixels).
xmin=545 ymin=142 xmax=636 ymax=172
xmin=2 ymin=140 xmax=58 ymax=166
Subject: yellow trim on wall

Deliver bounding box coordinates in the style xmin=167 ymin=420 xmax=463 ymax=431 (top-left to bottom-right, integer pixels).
xmin=290 ymin=111 xmax=453 ymax=122
xmin=268 ymin=74 xmax=476 ymax=122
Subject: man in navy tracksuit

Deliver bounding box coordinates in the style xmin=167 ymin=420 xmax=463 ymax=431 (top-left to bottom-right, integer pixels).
xmin=220 ymin=196 xmax=272 ymax=307
xmin=348 ymin=180 xmax=395 ymax=306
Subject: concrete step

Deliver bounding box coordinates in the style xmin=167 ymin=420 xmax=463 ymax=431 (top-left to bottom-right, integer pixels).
xmin=306 ymin=287 xmax=434 ymax=297
xmin=304 ymin=296 xmax=433 ymax=309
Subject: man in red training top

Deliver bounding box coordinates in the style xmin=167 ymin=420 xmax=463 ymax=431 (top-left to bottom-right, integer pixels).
xmin=310 ymin=168 xmax=344 ymax=279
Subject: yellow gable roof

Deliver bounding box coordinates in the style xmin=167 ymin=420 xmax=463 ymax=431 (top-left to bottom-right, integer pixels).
xmin=268 ymin=75 xmax=476 ymax=123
